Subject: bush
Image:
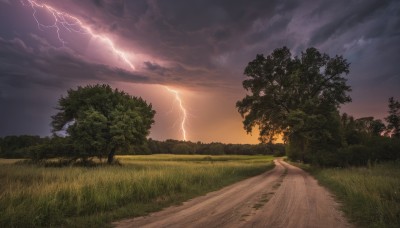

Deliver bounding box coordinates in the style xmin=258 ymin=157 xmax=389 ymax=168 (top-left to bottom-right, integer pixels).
xmin=337 ymin=137 xmax=400 ymax=167
xmin=366 ymin=137 xmax=400 ymax=161
xmin=338 ymin=145 xmax=371 ymax=166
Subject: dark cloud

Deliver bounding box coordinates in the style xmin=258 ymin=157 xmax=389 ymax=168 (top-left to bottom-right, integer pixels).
xmin=92 ymin=0 xmax=104 ymax=8
xmin=48 ymin=0 xmax=399 ymax=93
xmin=309 ymin=0 xmax=390 ymax=46
xmin=0 ymin=0 xmax=10 ymax=4
xmin=20 ymin=0 xmax=398 ymax=80
xmin=65 ymin=0 xmax=286 ymax=71
xmin=143 ymin=61 xmax=167 ymax=75
xmin=212 ymin=28 xmax=231 ymax=42
xmin=0 ymin=37 xmax=149 ymax=91
xmin=245 ymin=14 xmax=293 ymax=45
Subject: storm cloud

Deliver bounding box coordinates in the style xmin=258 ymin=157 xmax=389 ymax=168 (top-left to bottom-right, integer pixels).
xmin=0 ymin=0 xmax=399 ymax=142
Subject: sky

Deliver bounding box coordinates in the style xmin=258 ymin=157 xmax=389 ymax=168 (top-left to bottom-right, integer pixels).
xmin=0 ymin=0 xmax=399 ymax=144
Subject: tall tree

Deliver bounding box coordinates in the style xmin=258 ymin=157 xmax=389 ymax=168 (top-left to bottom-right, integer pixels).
xmin=385 ymin=97 xmax=400 ymax=138
xmin=236 ymin=47 xmax=351 ymax=163
xmin=52 ymin=84 xmax=156 ymax=163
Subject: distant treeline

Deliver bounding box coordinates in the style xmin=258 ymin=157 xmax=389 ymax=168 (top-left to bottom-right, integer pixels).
xmin=318 ymin=113 xmax=400 ymax=166
xmin=146 ymin=139 xmax=285 ymax=156
xmin=0 ymin=136 xmax=285 ymax=159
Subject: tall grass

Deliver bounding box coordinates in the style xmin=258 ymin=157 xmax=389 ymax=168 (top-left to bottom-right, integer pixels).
xmin=309 ymin=162 xmax=400 ymax=228
xmin=0 ymin=155 xmax=274 ymax=227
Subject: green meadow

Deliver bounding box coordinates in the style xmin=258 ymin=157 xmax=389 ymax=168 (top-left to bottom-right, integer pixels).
xmin=0 ymin=155 xmax=275 ymax=227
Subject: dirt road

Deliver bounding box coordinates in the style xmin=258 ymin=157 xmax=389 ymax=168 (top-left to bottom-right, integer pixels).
xmin=114 ymin=159 xmax=352 ymax=228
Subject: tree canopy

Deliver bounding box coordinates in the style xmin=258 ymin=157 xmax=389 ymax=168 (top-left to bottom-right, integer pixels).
xmin=51 ymin=84 xmax=155 ymax=163
xmin=236 ymin=47 xmax=352 ymax=163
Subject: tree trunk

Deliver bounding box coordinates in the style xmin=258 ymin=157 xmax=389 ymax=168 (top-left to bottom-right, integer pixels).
xmin=107 ymin=148 xmax=116 ymax=164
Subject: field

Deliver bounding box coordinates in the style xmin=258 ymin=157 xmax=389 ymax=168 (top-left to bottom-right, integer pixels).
xmin=0 ymin=154 xmax=274 ymax=227
xmin=297 ymin=162 xmax=400 ymax=228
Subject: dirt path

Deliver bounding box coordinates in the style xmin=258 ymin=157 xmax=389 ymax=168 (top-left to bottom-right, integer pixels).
xmin=114 ymin=159 xmax=352 ymax=228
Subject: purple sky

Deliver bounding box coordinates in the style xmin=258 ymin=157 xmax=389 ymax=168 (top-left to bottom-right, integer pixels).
xmin=0 ymin=0 xmax=399 ymax=143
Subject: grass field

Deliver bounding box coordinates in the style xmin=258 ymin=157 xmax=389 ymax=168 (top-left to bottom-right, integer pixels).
xmin=295 ymin=162 xmax=400 ymax=228
xmin=0 ymin=154 xmax=274 ymax=227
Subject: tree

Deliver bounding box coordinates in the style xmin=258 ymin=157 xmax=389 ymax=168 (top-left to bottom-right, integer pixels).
xmin=385 ymin=97 xmax=400 ymax=138
xmin=341 ymin=113 xmax=361 ymax=145
xmin=236 ymin=47 xmax=351 ymax=164
xmin=340 ymin=114 xmax=386 ymax=145
xmin=67 ymin=108 xmax=108 ymax=160
xmin=354 ymin=117 xmax=385 ymax=136
xmin=51 ymin=84 xmax=155 ymax=163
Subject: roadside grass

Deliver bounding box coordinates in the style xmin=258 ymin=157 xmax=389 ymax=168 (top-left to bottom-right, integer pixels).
xmin=0 ymin=155 xmax=274 ymax=227
xmin=292 ymin=161 xmax=400 ymax=228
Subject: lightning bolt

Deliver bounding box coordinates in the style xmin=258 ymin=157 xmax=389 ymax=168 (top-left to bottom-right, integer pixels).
xmin=23 ymin=0 xmax=190 ymax=141
xmin=166 ymin=87 xmax=188 ymax=141
xmin=24 ymin=0 xmax=135 ymax=69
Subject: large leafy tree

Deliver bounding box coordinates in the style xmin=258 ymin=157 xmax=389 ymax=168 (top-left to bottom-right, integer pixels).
xmin=52 ymin=84 xmax=155 ymax=163
xmin=236 ymin=47 xmax=351 ymax=163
